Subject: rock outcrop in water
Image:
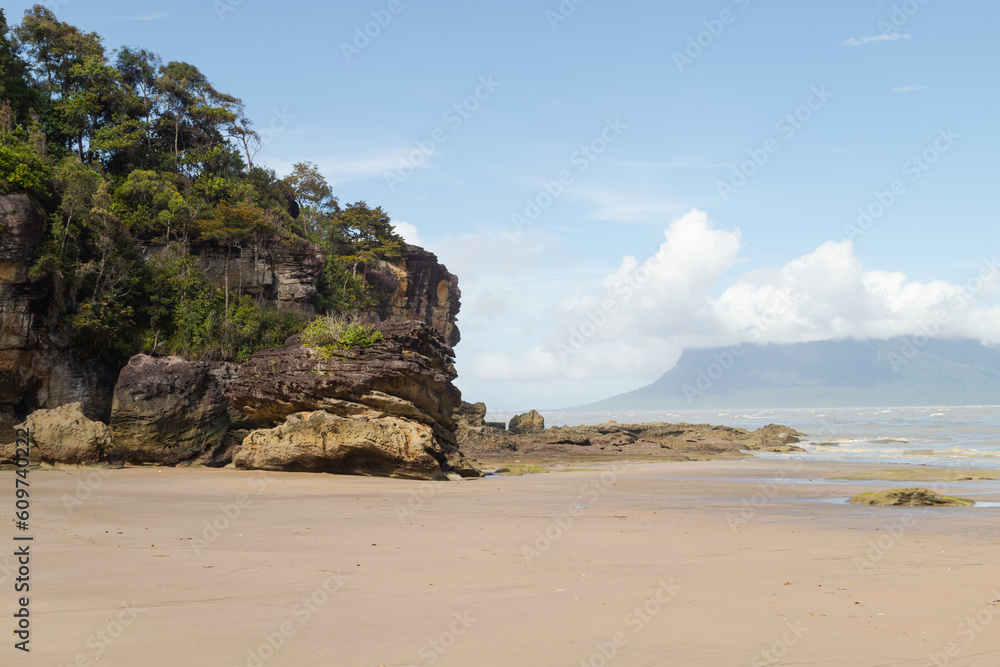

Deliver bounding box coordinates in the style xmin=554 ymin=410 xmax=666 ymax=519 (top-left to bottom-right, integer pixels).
xmin=225 ymin=321 xmax=481 ymax=479
xmin=741 ymin=424 xmax=805 ymax=451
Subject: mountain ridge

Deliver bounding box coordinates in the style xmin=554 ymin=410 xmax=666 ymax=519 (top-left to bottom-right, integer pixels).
xmin=578 ymin=338 xmax=1000 ymax=410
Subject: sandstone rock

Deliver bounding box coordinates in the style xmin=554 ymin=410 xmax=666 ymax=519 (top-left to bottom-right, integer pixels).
xmin=225 ymin=321 xmax=481 ymax=477
xmin=110 ymin=355 xmax=233 ymax=464
xmin=235 ymin=410 xmax=443 ymax=479
xmin=454 ymin=401 xmax=487 ymax=429
xmin=0 ymin=194 xmax=116 ymax=441
xmin=485 ymin=422 xmax=506 ymax=431
xmin=509 ymin=410 xmax=545 ymax=434
xmin=1 ymin=402 xmax=111 ymax=465
xmin=379 ymin=246 xmax=461 ymax=347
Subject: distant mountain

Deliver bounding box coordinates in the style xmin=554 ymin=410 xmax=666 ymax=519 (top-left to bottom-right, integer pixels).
xmin=581 ymin=339 xmax=1000 ymax=410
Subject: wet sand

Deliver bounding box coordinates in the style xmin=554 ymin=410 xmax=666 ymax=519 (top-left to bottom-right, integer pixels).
xmin=6 ymin=459 xmax=1000 ymax=666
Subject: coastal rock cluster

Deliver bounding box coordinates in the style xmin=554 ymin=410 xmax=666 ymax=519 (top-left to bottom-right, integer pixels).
xmin=457 ymin=417 xmax=806 ymax=461
xmin=3 ymin=322 xmax=480 ymax=479
xmin=1 ymin=195 xmax=481 ymax=477
xmin=1 ymin=193 xmax=810 ymax=478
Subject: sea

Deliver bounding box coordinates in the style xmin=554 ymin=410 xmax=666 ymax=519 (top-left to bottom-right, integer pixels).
xmin=496 ymin=405 xmax=1000 ymax=470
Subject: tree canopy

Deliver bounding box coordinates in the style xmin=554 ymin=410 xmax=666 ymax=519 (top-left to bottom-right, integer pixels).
xmin=0 ymin=5 xmax=407 ymax=365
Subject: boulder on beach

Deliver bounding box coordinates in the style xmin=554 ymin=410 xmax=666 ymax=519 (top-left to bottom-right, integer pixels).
xmin=109 ymin=355 xmax=235 ymax=465
xmin=3 ymin=402 xmax=111 ymax=465
xmin=234 ymin=410 xmax=445 ymax=479
xmin=848 ymin=488 xmax=974 ymax=507
xmin=509 ymin=409 xmax=545 ymax=434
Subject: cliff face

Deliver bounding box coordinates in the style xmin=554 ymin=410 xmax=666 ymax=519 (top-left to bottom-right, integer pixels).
xmin=1 ymin=195 xmax=465 ymax=454
xmin=380 ymin=246 xmax=461 ymax=347
xmin=140 ymin=238 xmax=325 ymax=311
xmin=0 ymin=195 xmax=116 ymax=441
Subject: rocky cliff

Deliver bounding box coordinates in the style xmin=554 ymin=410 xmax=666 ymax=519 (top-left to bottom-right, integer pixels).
xmin=1 ymin=194 xmax=471 ymax=476
xmin=379 ymin=246 xmax=461 ymax=347
xmin=0 ymin=194 xmax=117 ymax=442
xmin=140 ymin=238 xmax=325 ymax=311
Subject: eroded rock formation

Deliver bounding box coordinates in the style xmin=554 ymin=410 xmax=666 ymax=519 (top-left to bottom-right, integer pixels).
xmin=139 ymin=238 xmax=324 ymax=311
xmin=109 ymin=355 xmax=243 ymax=465
xmin=509 ymin=409 xmax=545 ymax=434
xmin=225 ymin=321 xmax=481 ymax=479
xmin=379 ymin=246 xmax=461 ymax=347
xmin=235 ymin=410 xmax=446 ymax=479
xmin=454 ymin=401 xmax=487 ymax=429
xmin=0 ymin=402 xmax=111 ymax=465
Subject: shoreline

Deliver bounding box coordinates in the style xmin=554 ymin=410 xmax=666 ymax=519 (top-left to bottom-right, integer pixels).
xmin=10 ymin=458 xmax=1000 ymax=666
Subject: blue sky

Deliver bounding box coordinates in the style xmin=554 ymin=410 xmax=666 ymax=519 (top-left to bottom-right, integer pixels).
xmin=11 ymin=0 xmax=1000 ymax=412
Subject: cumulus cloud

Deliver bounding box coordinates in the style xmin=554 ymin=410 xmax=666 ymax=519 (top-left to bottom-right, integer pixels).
xmin=463 ymin=210 xmax=1000 ymax=387
xmin=392 ymin=220 xmax=424 ymax=247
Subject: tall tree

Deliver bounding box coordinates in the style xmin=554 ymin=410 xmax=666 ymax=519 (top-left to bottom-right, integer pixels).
xmin=284 ymin=161 xmax=339 ymax=238
xmin=114 ymin=46 xmax=161 ymax=153
xmin=14 ymin=5 xmax=103 ymax=152
xmin=0 ymin=9 xmax=37 ymax=124
xmin=157 ymin=60 xmax=242 ymax=174
xmin=52 ymin=156 xmax=101 ymax=258
xmin=336 ymin=201 xmax=404 ymax=274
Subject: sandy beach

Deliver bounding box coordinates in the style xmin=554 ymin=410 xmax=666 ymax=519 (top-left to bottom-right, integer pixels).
xmin=6 ymin=459 xmax=1000 ymax=667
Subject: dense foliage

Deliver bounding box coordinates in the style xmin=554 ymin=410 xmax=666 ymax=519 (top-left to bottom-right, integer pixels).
xmin=0 ymin=6 xmax=405 ymax=364
xmin=301 ymin=314 xmax=385 ymax=360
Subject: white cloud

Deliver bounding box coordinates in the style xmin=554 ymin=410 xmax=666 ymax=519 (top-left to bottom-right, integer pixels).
xmin=843 ymin=33 xmax=910 ymax=46
xmin=122 ymin=11 xmax=167 ymax=20
xmin=456 ymin=211 xmax=1000 ymax=400
xmin=892 ymin=86 xmax=926 ymax=93
xmin=575 ymin=187 xmax=684 ymax=222
xmin=392 ymin=220 xmax=424 ymax=247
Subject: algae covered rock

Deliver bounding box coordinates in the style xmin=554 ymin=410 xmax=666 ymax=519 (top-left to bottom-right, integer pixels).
xmin=848 ymin=487 xmax=974 ymax=507
xmin=742 ymin=424 xmax=806 ymax=452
